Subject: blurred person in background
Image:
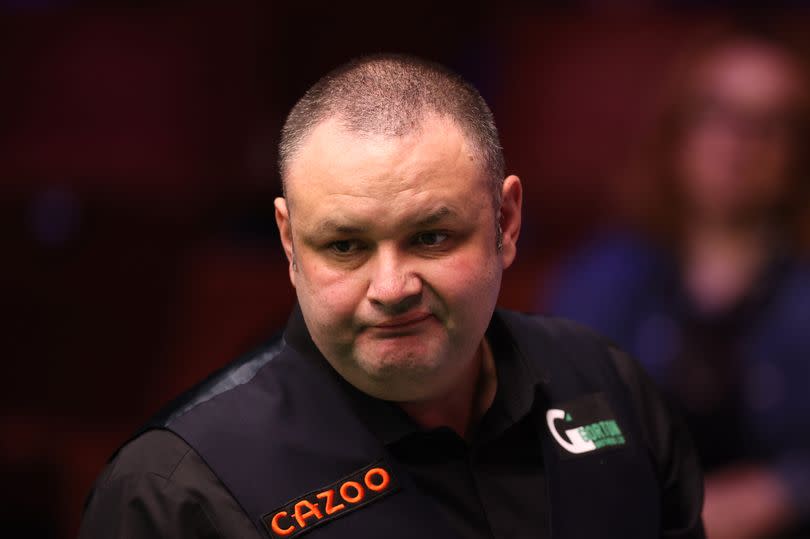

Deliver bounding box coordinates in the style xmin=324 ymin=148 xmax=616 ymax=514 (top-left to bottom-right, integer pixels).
xmin=548 ymin=28 xmax=810 ymax=539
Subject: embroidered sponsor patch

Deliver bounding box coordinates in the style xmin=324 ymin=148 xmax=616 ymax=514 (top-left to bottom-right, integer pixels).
xmin=545 ymin=392 xmax=628 ymax=458
xmin=262 ymin=461 xmax=398 ymax=538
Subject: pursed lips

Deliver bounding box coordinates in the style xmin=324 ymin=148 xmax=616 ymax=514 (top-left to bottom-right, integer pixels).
xmin=371 ymin=312 xmax=433 ymax=330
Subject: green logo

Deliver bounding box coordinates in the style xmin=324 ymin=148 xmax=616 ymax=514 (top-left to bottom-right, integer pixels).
xmin=546 ymin=409 xmax=626 ymax=454
xmin=576 ymin=419 xmax=625 ymax=449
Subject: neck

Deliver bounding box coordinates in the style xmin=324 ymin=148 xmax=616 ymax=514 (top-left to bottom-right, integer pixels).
xmin=397 ymin=339 xmax=497 ymax=440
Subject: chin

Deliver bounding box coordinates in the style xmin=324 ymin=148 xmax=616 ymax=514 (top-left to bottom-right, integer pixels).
xmin=362 ymin=347 xmax=443 ymax=378
xmin=355 ymin=348 xmax=450 ymax=397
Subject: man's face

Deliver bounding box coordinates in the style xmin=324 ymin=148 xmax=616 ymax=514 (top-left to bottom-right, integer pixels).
xmin=275 ymin=115 xmax=521 ymax=402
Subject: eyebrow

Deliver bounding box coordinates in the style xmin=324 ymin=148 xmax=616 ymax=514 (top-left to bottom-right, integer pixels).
xmin=313 ymin=206 xmax=458 ymax=236
xmin=314 ymin=221 xmax=368 ymax=235
xmin=413 ymin=206 xmax=457 ymax=227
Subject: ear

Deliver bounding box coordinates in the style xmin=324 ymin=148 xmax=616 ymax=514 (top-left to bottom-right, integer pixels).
xmin=274 ymin=197 xmax=297 ymax=288
xmin=498 ymin=175 xmax=522 ymax=270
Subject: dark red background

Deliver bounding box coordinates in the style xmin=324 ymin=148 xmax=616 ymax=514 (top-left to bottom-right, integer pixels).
xmin=2 ymin=2 xmax=809 ymax=537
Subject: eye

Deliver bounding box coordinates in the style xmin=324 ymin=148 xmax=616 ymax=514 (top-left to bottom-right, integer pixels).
xmin=415 ymin=231 xmax=448 ymax=247
xmin=328 ymin=239 xmax=364 ymax=255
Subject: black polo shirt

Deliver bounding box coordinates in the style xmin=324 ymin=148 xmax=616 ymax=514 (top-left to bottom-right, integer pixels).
xmin=79 ymin=309 xmax=704 ymax=538
xmin=340 ymin=312 xmax=547 ymax=538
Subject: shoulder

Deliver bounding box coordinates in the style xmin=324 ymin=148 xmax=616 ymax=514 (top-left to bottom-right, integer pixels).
xmin=96 ymin=429 xmax=209 ymax=488
xmin=510 ymin=312 xmax=664 ymax=410
xmin=147 ymin=332 xmax=287 ymax=429
xmin=496 ymin=309 xmax=631 ymax=385
xmin=80 ymin=430 xmax=218 ymax=537
xmin=497 ymin=308 xmax=619 ymax=356
xmin=496 ymin=309 xmax=665 ymax=422
xmin=497 ymin=307 xmax=604 ymax=335
xmin=101 ymin=429 xmax=194 ymax=483
xmin=80 ymin=429 xmax=259 ymax=538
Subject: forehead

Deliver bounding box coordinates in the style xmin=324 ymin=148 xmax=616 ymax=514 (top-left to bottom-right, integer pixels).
xmin=285 ymin=115 xmax=490 ymax=218
xmin=693 ymin=43 xmax=804 ymax=109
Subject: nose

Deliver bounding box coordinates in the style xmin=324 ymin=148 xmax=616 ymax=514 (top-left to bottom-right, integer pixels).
xmin=366 ymin=247 xmax=422 ymax=312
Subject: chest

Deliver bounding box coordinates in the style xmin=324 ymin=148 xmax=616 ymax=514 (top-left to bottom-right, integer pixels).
xmin=253 ymin=417 xmax=658 ymax=539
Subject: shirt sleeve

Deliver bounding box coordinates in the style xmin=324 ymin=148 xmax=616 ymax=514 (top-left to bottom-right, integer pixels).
xmin=78 ymin=429 xmax=258 ymax=539
xmin=609 ymin=346 xmax=706 ymax=539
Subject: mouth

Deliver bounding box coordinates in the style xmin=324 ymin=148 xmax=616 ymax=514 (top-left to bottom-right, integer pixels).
xmin=372 ymin=312 xmax=433 ymax=330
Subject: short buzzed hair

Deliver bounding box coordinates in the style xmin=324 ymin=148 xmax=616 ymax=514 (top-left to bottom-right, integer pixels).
xmin=278 ymin=54 xmax=505 ymax=208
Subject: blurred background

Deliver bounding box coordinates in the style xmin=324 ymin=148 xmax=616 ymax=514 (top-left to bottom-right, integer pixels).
xmin=3 ymin=1 xmax=810 ymax=538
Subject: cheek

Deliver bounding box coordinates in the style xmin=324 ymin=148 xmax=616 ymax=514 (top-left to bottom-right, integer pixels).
xmin=423 ymin=248 xmax=501 ymax=318
xmin=297 ymin=261 xmax=365 ymax=325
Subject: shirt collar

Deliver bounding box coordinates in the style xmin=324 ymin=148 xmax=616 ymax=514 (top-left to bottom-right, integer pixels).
xmin=478 ymin=309 xmax=540 ymax=439
xmin=282 ymin=303 xmax=323 ymax=360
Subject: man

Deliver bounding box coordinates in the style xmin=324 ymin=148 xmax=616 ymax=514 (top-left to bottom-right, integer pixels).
xmin=79 ymin=54 xmax=705 ymax=538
